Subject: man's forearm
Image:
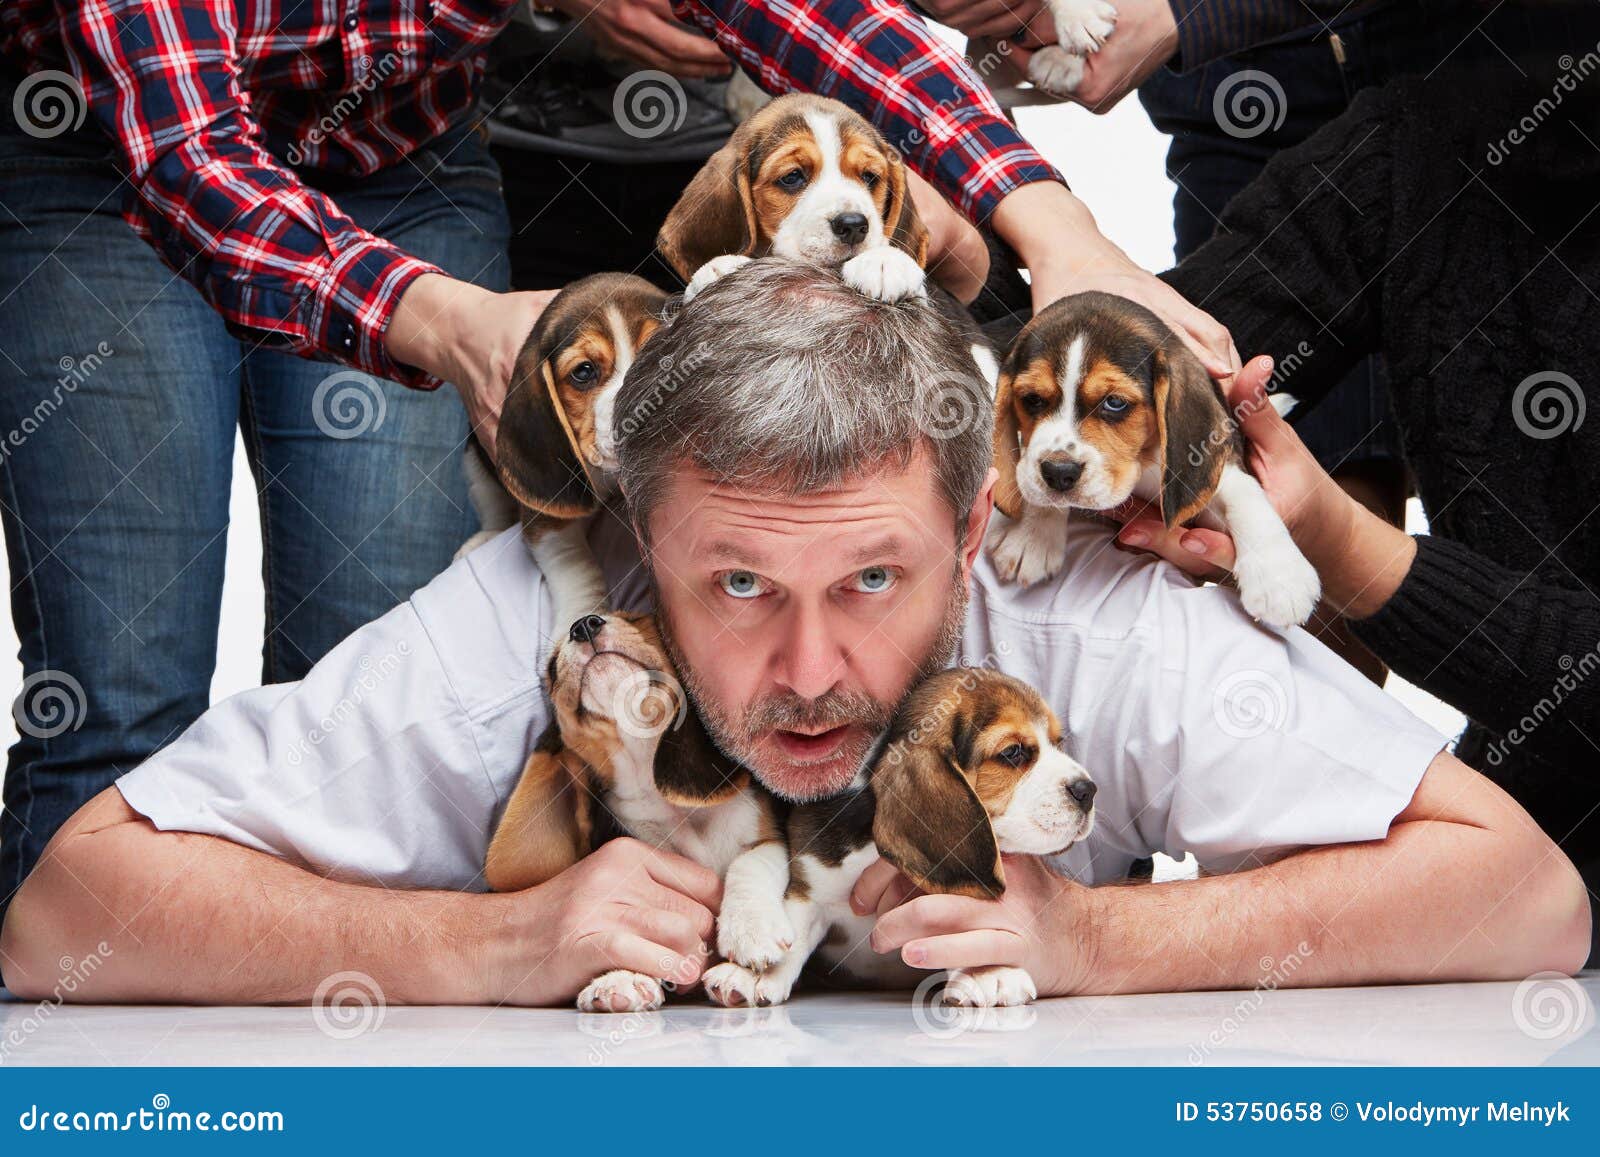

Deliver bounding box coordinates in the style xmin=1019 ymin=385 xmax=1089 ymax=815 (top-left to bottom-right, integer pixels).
xmin=0 ymin=789 xmax=486 ymax=1005
xmin=1073 ymin=753 xmax=1590 ymax=994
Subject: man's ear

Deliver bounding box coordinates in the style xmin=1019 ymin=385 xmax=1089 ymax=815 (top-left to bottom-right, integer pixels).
xmin=496 ymin=353 xmax=599 ymax=520
xmin=657 ymin=137 xmax=758 ymax=282
xmin=1152 ymin=345 xmax=1235 ymax=527
xmin=653 ymin=694 xmax=749 ymax=807
xmin=884 ymin=155 xmax=930 ymax=267
xmin=485 ymin=723 xmax=588 ymax=891
xmin=961 ymin=468 xmax=997 ymax=577
xmin=991 ymin=369 xmax=1024 ymax=520
xmin=870 ymin=737 xmax=1004 ymax=899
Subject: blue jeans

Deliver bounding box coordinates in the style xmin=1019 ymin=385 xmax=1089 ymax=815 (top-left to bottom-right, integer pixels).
xmin=0 ymin=84 xmax=509 ymax=917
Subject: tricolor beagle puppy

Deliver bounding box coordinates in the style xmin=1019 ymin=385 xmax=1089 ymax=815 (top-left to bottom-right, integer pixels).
xmin=656 ymin=93 xmax=932 ymax=307
xmin=989 ymin=291 xmax=1321 ymax=629
xmin=485 ymin=610 xmax=789 ymax=1014
xmin=457 ymin=273 xmax=667 ymax=633
xmin=702 ymin=667 xmax=1096 ymax=1010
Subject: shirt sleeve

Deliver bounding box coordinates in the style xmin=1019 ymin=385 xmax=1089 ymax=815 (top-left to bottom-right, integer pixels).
xmin=671 ymin=0 xmax=1064 ymax=220
xmin=52 ymin=0 xmax=445 ymax=388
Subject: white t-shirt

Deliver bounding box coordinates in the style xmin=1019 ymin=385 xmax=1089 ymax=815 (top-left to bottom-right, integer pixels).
xmin=116 ymin=512 xmax=1445 ymax=891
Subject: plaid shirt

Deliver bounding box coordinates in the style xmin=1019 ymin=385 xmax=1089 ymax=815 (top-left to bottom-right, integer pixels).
xmin=3 ymin=1 xmax=1058 ymax=388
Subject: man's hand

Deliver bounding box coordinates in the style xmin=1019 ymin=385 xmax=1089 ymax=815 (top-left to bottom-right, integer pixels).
xmin=990 ymin=181 xmax=1238 ymax=377
xmin=854 ymin=855 xmax=1093 ymax=998
xmin=1002 ymin=0 xmax=1179 ymax=111
xmin=387 ymin=274 xmax=556 ymax=461
xmin=553 ymin=0 xmax=732 ymax=77
xmin=1111 ymin=355 xmax=1417 ymax=618
xmin=907 ymin=170 xmax=990 ymax=303
xmin=483 ymin=838 xmax=721 ymax=1007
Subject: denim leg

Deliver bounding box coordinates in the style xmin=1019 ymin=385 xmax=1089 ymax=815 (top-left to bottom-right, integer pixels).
xmin=0 ymin=115 xmax=240 ymax=912
xmin=241 ymin=117 xmax=512 ymax=683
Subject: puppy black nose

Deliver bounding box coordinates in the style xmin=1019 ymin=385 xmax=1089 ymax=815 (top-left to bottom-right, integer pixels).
xmin=568 ymin=614 xmax=607 ymax=644
xmin=1066 ymin=779 xmax=1097 ymax=809
xmin=829 ymin=212 xmax=869 ymax=245
xmin=1040 ymin=458 xmax=1084 ymax=492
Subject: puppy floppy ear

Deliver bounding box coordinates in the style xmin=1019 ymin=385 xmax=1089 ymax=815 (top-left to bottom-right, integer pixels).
xmin=991 ymin=367 xmax=1023 ymax=520
xmin=883 ymin=154 xmax=930 ymax=267
xmin=485 ymin=722 xmax=589 ymax=891
xmin=652 ymin=694 xmax=749 ymax=807
xmin=1153 ymin=344 xmax=1235 ymax=527
xmin=657 ymin=137 xmax=758 ymax=281
xmin=870 ymin=737 xmax=1004 ymax=899
xmin=496 ymin=351 xmax=599 ymax=520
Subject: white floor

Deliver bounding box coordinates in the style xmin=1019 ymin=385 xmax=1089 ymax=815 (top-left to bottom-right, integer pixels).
xmin=3 ymin=975 xmax=1595 ymax=1067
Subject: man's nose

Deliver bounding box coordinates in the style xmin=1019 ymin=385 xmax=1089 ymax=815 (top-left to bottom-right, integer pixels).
xmin=775 ymin=604 xmax=846 ymax=700
xmin=1065 ymin=778 xmax=1097 ymax=809
xmin=569 ymin=614 xmax=607 ymax=644
xmin=1040 ymin=457 xmax=1084 ymax=492
xmin=829 ymin=212 xmax=869 ymax=245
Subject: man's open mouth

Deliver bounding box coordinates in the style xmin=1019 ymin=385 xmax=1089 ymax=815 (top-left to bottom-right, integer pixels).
xmin=769 ymin=723 xmax=852 ymax=763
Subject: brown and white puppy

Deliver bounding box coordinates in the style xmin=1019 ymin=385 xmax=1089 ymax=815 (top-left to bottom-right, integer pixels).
xmin=485 ymin=610 xmax=789 ymax=1013
xmin=457 ymin=273 xmax=667 ymax=633
xmin=657 ymin=93 xmax=932 ymax=306
xmin=989 ymin=291 xmax=1320 ymax=629
xmin=702 ymin=667 xmax=1096 ymax=1010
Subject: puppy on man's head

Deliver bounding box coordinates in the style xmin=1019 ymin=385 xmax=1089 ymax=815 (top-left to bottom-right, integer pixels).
xmin=657 ymin=93 xmax=930 ymax=304
xmin=989 ymin=291 xmax=1321 ymax=629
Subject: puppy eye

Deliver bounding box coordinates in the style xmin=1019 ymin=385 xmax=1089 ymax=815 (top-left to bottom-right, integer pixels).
xmin=1100 ymin=395 xmax=1130 ymax=415
xmin=861 ymin=171 xmax=881 ymax=191
xmin=718 ymin=570 xmax=767 ymax=599
xmin=777 ymin=168 xmax=807 ymax=191
xmin=569 ymin=360 xmax=599 ymax=386
xmin=997 ymin=743 xmax=1031 ymax=768
xmin=849 ymin=565 xmax=896 ymax=594
xmin=1019 ymin=393 xmax=1049 ymax=417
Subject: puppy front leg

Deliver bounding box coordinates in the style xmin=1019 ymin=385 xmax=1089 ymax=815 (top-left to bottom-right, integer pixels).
xmin=704 ymin=896 xmax=824 ymax=1008
xmin=988 ymin=504 xmax=1071 ymax=586
xmin=941 ymin=965 xmax=1038 ymax=1008
xmin=1212 ymin=463 xmax=1321 ymax=629
xmin=717 ymin=840 xmax=794 ymax=971
xmin=529 ymin=519 xmax=609 ymax=636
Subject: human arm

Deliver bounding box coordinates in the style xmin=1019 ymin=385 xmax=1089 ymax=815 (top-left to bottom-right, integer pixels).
xmin=860 ymin=750 xmax=1591 ymax=993
xmin=547 ymin=0 xmax=731 ymax=76
xmin=0 ymin=788 xmax=716 ymax=1005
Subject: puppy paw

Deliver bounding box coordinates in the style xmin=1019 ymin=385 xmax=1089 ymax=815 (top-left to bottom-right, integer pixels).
xmin=1051 ymin=0 xmax=1117 ymax=51
xmin=1027 ymin=46 xmax=1086 ymax=96
xmin=685 ymin=254 xmax=752 ymax=302
xmin=940 ymin=966 xmax=1038 ymax=1008
xmin=989 ymin=513 xmax=1069 ymax=586
xmin=703 ymin=962 xmax=794 ymax=1008
xmin=841 ymin=247 xmax=927 ymax=302
xmin=1234 ymin=540 xmax=1321 ymax=629
xmin=576 ymin=970 xmax=665 ymax=1014
xmin=717 ymin=904 xmax=795 ymax=972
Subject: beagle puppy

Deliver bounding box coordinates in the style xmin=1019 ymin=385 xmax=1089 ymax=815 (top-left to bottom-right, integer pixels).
xmin=1026 ymin=0 xmax=1120 ymax=97
xmin=702 ymin=667 xmax=1096 ymax=1010
xmin=457 ymin=273 xmax=667 ymax=633
xmin=656 ymin=93 xmax=932 ymax=306
xmin=988 ymin=292 xmax=1321 ymax=629
xmin=485 ymin=610 xmax=790 ymax=1014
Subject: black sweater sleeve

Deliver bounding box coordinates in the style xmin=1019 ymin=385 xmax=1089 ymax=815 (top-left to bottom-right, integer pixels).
xmin=1160 ymin=84 xmax=1397 ymax=416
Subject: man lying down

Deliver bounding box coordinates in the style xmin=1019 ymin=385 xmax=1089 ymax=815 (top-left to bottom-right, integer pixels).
xmin=1 ymin=260 xmax=1586 ymax=1005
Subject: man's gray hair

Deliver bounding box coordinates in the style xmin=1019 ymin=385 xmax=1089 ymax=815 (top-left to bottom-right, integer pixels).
xmin=614 ymin=259 xmax=994 ymax=538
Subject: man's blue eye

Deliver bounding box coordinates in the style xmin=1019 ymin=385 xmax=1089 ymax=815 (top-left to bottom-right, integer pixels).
xmin=1101 ymin=395 xmax=1130 ymax=415
xmin=856 ymin=566 xmax=894 ymax=593
xmin=720 ymin=571 xmax=762 ymax=599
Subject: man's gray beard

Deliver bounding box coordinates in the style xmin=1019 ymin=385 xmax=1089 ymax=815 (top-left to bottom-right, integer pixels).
xmin=651 ymin=565 xmax=969 ymax=800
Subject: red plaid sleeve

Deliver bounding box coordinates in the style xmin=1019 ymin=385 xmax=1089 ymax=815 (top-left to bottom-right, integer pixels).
xmin=673 ymin=0 xmax=1063 ymax=220
xmin=53 ymin=0 xmax=445 ymax=388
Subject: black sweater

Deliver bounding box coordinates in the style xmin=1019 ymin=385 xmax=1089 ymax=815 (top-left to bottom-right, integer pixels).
xmin=1163 ymin=73 xmax=1600 ymax=862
